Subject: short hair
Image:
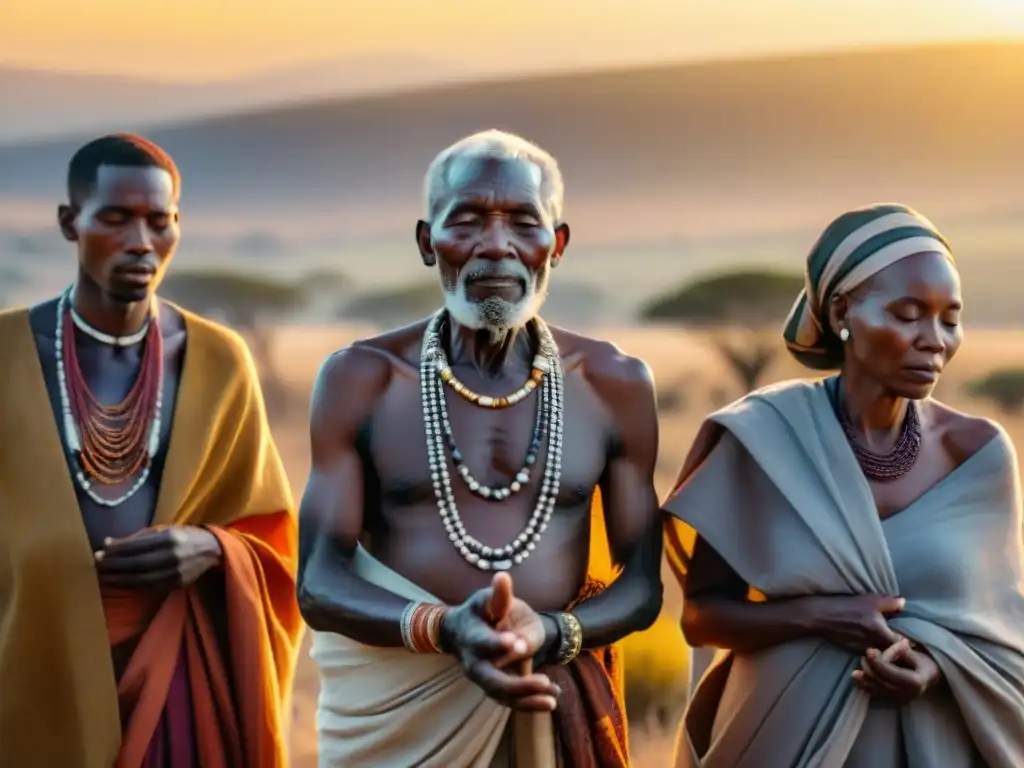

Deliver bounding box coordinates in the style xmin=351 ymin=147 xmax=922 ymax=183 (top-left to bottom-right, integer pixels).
xmin=423 ymin=129 xmax=564 ymax=223
xmin=67 ymin=133 xmax=180 ymax=205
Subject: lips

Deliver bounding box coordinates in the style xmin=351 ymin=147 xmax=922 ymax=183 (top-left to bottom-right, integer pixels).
xmin=469 ymin=277 xmax=520 ymax=288
xmin=114 ymin=267 xmax=156 ymax=285
xmin=903 ymin=366 xmax=941 ymax=381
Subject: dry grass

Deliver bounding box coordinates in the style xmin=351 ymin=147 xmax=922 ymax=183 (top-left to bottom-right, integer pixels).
xmin=269 ymin=323 xmax=1024 ymax=766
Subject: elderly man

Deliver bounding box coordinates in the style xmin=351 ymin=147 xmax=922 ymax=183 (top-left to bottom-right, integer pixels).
xmin=0 ymin=133 xmax=302 ymax=767
xmin=298 ymin=129 xmax=663 ymax=766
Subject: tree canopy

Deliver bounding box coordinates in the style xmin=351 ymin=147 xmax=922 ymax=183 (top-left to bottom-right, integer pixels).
xmin=639 ymin=268 xmax=804 ymax=328
xmin=159 ymin=269 xmax=307 ymax=328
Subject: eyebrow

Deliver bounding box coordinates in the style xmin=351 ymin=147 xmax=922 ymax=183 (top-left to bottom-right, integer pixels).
xmin=445 ymin=200 xmax=542 ymax=217
xmin=893 ymin=296 xmax=963 ymax=310
xmin=97 ymin=205 xmax=170 ymax=216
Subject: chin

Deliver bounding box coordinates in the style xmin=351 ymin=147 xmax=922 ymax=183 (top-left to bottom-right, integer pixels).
xmin=888 ymin=380 xmax=939 ymax=400
xmin=444 ymin=287 xmax=547 ymax=334
xmin=105 ymin=285 xmax=152 ymax=306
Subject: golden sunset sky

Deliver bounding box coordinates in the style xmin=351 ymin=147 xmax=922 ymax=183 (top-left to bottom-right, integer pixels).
xmin=3 ymin=0 xmax=1024 ymax=81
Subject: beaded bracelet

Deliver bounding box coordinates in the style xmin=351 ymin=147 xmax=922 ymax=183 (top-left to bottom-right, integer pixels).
xmin=400 ymin=601 xmax=447 ymax=653
xmin=548 ymin=611 xmax=583 ymax=665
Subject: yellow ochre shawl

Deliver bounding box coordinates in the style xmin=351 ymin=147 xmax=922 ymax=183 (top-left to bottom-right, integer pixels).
xmin=0 ymin=305 xmax=302 ymax=767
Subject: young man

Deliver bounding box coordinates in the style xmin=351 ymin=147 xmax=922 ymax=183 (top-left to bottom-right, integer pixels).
xmin=299 ymin=130 xmax=663 ymax=766
xmin=0 ymin=134 xmax=302 ymax=767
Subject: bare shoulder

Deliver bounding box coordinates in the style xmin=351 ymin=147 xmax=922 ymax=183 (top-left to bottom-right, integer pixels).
xmin=926 ymin=399 xmax=1009 ymax=465
xmin=549 ymin=324 xmax=655 ymax=400
xmin=312 ymin=319 xmax=429 ymax=410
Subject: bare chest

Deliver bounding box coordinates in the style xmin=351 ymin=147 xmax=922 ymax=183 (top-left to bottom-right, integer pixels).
xmin=369 ymin=369 xmax=609 ymax=511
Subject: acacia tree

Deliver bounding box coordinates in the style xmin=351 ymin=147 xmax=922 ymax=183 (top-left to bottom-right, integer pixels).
xmin=338 ymin=281 xmax=442 ymax=326
xmin=639 ymin=268 xmax=805 ymax=393
xmin=159 ymin=269 xmax=308 ymax=411
xmin=966 ymin=368 xmax=1024 ymax=415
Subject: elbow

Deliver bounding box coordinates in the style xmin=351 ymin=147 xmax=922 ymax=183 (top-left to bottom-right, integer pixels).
xmin=297 ymin=581 xmax=336 ymax=633
xmin=296 ymin=583 xmax=322 ymax=630
xmin=680 ymin=601 xmax=709 ymax=648
xmin=631 ymin=580 xmax=664 ymax=633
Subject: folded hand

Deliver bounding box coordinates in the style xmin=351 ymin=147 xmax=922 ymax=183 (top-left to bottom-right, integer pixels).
xmin=94 ymin=525 xmax=222 ymax=590
xmin=852 ymin=637 xmax=942 ymax=703
xmin=441 ymin=572 xmax=560 ymax=712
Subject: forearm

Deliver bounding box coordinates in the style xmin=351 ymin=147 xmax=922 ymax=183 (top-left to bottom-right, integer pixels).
xmin=682 ymin=595 xmax=814 ymax=653
xmin=297 ymin=556 xmax=418 ymax=648
xmin=535 ymin=572 xmax=662 ymax=667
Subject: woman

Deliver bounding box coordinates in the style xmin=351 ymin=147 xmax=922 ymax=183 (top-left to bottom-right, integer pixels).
xmin=663 ymin=203 xmax=1024 ymax=767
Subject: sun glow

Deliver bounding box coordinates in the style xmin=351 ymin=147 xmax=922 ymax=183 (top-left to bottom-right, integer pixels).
xmin=979 ymin=0 xmax=1024 ymax=30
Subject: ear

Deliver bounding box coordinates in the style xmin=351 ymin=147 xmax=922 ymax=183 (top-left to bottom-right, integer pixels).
xmin=416 ymin=220 xmax=435 ymax=267
xmin=826 ymin=292 xmax=851 ymax=338
xmin=57 ymin=204 xmax=79 ymax=243
xmin=550 ymin=223 xmax=570 ymax=268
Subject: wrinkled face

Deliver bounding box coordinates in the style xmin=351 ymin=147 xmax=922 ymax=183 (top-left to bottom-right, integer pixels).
xmin=59 ymin=165 xmax=180 ymax=305
xmin=832 ymin=251 xmax=963 ymax=398
xmin=417 ymin=155 xmax=568 ymax=333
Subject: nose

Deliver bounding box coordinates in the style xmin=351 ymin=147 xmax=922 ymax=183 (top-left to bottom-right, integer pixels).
xmin=122 ymin=218 xmax=154 ymax=255
xmin=916 ymin=319 xmax=946 ymax=354
xmin=475 ymin=216 xmax=514 ymax=261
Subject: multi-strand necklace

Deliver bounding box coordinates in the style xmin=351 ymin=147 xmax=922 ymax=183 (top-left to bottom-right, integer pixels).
xmin=420 ymin=310 xmax=564 ymax=571
xmin=55 ymin=287 xmax=164 ymax=507
xmin=836 ymin=378 xmax=921 ymax=481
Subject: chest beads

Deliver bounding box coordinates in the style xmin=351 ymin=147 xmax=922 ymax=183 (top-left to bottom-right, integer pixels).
xmin=419 ymin=309 xmax=564 ymax=571
xmin=55 ymin=286 xmax=164 ymax=507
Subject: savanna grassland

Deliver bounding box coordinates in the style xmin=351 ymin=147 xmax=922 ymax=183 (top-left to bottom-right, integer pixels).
xmin=268 ymin=323 xmax=1024 ymax=766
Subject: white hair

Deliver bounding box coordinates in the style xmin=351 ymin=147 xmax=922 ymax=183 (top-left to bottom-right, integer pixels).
xmin=423 ymin=129 xmax=565 ymax=223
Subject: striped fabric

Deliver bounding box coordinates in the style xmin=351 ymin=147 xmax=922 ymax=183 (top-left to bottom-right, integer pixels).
xmin=782 ymin=203 xmax=954 ymax=370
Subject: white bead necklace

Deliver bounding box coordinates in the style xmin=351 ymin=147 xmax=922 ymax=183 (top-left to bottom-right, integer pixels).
xmin=55 ymin=288 xmax=164 ymax=507
xmin=70 ymin=305 xmax=150 ymax=347
xmin=420 ymin=310 xmax=564 ymax=571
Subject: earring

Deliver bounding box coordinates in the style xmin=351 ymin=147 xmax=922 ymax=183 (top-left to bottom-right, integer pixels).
xmin=839 ymin=328 xmax=850 ymax=342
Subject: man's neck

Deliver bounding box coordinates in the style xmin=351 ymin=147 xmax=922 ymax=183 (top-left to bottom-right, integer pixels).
xmin=72 ymin=284 xmax=151 ymax=338
xmin=445 ymin=316 xmax=535 ymax=379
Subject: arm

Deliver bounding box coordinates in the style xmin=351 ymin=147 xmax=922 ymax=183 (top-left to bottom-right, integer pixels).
xmin=296 ymin=345 xmax=412 ymax=646
xmin=682 ymin=536 xmax=904 ymax=654
xmin=682 ymin=537 xmax=814 ymax=652
xmin=537 ymin=349 xmax=664 ymax=661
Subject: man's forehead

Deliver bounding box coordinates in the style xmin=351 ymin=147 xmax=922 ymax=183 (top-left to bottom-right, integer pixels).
xmin=92 ymin=164 xmax=176 ymax=202
xmin=445 ymin=154 xmax=543 ymax=195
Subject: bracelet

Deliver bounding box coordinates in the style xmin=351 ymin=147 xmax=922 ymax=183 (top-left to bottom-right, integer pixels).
xmin=549 ymin=611 xmax=583 ymax=665
xmin=400 ymin=602 xmax=447 ymax=653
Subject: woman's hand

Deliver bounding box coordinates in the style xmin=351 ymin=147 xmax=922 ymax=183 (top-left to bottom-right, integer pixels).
xmin=796 ymin=594 xmax=906 ymax=652
xmin=853 ymin=637 xmax=942 ymax=703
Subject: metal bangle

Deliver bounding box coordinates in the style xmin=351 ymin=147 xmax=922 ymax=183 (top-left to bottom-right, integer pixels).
xmin=550 ymin=611 xmax=583 ymax=665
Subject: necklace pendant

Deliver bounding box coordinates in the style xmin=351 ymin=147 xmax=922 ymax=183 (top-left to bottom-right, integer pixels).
xmin=490 ymin=559 xmax=513 ymax=571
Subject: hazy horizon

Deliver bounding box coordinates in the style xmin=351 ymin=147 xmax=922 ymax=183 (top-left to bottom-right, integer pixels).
xmin=5 ymin=0 xmax=1024 ymax=81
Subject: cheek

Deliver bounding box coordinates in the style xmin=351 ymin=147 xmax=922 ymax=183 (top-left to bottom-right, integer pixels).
xmin=78 ymin=226 xmax=119 ymax=260
xmin=153 ymin=227 xmax=180 ymax=257
xmin=854 ymin=319 xmax=914 ymax=363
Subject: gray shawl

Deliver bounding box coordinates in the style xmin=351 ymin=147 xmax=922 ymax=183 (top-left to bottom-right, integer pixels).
xmin=663 ymin=379 xmax=1024 ymax=767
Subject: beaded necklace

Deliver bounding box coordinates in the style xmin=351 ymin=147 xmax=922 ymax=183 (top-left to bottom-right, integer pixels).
xmin=420 ymin=310 xmax=564 ymax=570
xmin=835 ymin=376 xmax=922 ymax=481
xmin=56 ymin=287 xmax=164 ymax=507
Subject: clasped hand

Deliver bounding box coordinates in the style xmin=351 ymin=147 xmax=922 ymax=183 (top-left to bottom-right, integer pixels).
xmin=94 ymin=525 xmax=222 ymax=589
xmin=801 ymin=594 xmax=942 ymax=703
xmin=853 ymin=638 xmax=942 ymax=703
xmin=440 ymin=572 xmax=562 ymax=712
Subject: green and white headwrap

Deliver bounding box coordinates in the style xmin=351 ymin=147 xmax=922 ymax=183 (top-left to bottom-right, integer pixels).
xmin=782 ymin=203 xmax=954 ymax=370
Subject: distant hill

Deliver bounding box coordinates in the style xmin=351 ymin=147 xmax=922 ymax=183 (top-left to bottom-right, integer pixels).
xmin=2 ymin=42 xmax=1023 ymax=324
xmin=0 ymin=54 xmax=465 ymax=143
xmin=2 ymin=41 xmax=1022 ymax=235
